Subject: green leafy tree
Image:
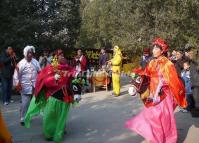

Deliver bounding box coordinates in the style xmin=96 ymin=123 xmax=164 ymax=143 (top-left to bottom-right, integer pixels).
xmin=0 ymin=0 xmax=81 ymax=53
xmin=78 ymin=0 xmax=199 ymax=53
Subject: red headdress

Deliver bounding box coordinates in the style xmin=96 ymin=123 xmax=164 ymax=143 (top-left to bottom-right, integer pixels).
xmin=152 ymin=38 xmax=168 ymax=53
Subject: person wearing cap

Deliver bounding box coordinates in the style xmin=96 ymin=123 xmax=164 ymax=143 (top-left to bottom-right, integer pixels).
xmin=125 ymin=38 xmax=187 ymax=143
xmin=13 ymin=45 xmax=41 ymax=125
xmin=108 ymin=46 xmax=122 ymax=96
xmin=140 ymin=48 xmax=152 ymax=69
xmin=0 ymin=46 xmax=16 ymax=105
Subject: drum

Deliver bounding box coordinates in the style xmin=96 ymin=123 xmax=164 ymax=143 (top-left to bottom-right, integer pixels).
xmin=130 ymin=74 xmax=167 ymax=107
xmin=92 ymin=70 xmax=110 ymax=92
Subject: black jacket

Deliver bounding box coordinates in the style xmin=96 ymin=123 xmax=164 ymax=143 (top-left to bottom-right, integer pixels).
xmin=174 ymin=58 xmax=185 ymax=77
xmin=189 ymin=60 xmax=199 ymax=106
xmin=0 ymin=51 xmax=15 ymax=79
xmin=190 ymin=61 xmax=199 ymax=87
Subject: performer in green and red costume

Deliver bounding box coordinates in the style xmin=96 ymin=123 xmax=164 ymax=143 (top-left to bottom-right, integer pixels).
xmin=25 ymin=49 xmax=82 ymax=143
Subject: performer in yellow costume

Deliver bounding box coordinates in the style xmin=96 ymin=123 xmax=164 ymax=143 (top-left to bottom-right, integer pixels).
xmin=0 ymin=110 xmax=12 ymax=143
xmin=109 ymin=46 xmax=122 ymax=96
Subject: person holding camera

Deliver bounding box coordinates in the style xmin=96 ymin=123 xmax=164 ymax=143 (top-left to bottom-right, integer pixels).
xmin=0 ymin=46 xmax=16 ymax=105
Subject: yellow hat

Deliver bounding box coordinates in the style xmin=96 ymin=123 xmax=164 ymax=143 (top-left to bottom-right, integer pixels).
xmin=113 ymin=45 xmax=122 ymax=55
xmin=114 ymin=45 xmax=120 ymax=51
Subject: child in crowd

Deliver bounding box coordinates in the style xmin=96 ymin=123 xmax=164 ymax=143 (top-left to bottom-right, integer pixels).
xmin=181 ymin=60 xmax=195 ymax=111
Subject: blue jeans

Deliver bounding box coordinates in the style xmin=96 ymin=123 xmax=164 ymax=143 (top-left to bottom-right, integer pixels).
xmin=1 ymin=77 xmax=12 ymax=103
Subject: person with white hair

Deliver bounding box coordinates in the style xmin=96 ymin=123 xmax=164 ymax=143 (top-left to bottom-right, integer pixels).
xmin=13 ymin=45 xmax=40 ymax=125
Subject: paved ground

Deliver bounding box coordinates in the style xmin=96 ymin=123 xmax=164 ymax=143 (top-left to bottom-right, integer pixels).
xmin=1 ymin=77 xmax=199 ymax=143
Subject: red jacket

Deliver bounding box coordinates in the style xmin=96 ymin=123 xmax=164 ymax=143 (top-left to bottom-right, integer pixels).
xmin=73 ymin=55 xmax=87 ymax=72
xmin=34 ymin=64 xmax=77 ymax=103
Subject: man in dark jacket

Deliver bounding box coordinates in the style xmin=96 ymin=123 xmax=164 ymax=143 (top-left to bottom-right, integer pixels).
xmin=99 ymin=48 xmax=109 ymax=68
xmin=184 ymin=46 xmax=199 ymax=108
xmin=174 ymin=48 xmax=186 ymax=78
xmin=99 ymin=48 xmax=111 ymax=90
xmin=0 ymin=47 xmax=16 ymax=105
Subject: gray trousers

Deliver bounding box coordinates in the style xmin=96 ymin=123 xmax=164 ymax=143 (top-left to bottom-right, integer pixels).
xmin=20 ymin=94 xmax=32 ymax=119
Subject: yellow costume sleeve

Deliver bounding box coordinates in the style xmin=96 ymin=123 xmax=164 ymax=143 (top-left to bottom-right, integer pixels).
xmin=111 ymin=54 xmax=122 ymax=66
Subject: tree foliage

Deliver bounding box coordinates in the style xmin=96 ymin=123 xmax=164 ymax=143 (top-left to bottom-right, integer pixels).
xmin=0 ymin=0 xmax=81 ymax=53
xmin=77 ymin=0 xmax=199 ymax=52
xmin=1 ymin=0 xmax=199 ymax=55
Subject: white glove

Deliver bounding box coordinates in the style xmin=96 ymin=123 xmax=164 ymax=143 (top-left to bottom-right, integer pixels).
xmin=54 ymin=73 xmax=61 ymax=81
xmin=74 ymin=94 xmax=81 ymax=102
xmin=128 ymin=85 xmax=138 ymax=97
